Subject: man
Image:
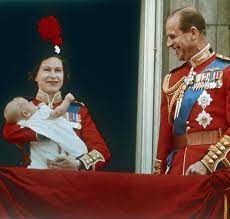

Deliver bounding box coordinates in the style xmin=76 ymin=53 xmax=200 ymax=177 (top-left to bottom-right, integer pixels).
xmin=154 ymin=7 xmax=230 ymax=175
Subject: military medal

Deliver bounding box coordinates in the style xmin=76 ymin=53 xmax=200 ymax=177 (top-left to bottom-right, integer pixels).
xmin=76 ymin=122 xmax=82 ymax=129
xmin=196 ymin=90 xmax=213 ymax=128
xmin=197 ymin=90 xmax=213 ymax=109
xmin=195 ymin=110 xmax=213 ymax=128
xmin=194 ymin=66 xmax=223 ymax=128
xmin=71 ymin=121 xmax=82 ymax=129
xmin=73 ymin=114 xmax=82 ymax=130
xmin=66 ymin=112 xmax=82 ymax=130
xmin=192 ymin=67 xmax=223 ymax=91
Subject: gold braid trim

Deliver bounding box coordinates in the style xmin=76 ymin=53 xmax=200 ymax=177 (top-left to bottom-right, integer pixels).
xmin=79 ymin=150 xmax=105 ymax=170
xmin=153 ymin=159 xmax=162 ymax=174
xmin=224 ymin=189 xmax=230 ymax=219
xmin=201 ymin=135 xmax=230 ymax=173
xmin=163 ymin=74 xmax=186 ymax=124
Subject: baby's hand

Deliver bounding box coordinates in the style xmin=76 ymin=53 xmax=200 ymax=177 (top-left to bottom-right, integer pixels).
xmin=65 ymin=93 xmax=75 ymax=102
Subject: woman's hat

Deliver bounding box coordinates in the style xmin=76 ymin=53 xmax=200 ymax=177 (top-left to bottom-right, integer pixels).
xmin=37 ymin=16 xmax=63 ymax=55
xmin=30 ymin=15 xmax=65 ymax=65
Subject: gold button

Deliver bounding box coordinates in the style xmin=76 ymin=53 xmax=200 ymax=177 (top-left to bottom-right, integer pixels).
xmin=182 ymin=84 xmax=187 ymax=90
xmin=208 ymin=159 xmax=214 ymax=164
xmin=212 ymin=154 xmax=218 ymax=159
xmin=186 ymin=121 xmax=189 ymax=124
xmin=216 ymin=150 xmax=222 ymax=155
xmin=223 ymin=141 xmax=229 ymax=146
xmin=220 ymin=146 xmax=226 ymax=151
xmin=186 ymin=127 xmax=191 ymax=132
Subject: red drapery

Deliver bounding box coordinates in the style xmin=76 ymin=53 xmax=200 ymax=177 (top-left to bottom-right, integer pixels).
xmin=0 ymin=167 xmax=229 ymax=219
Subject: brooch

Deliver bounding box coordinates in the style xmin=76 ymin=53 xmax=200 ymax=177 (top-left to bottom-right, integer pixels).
xmin=197 ymin=90 xmax=213 ymax=109
xmin=195 ymin=110 xmax=213 ymax=128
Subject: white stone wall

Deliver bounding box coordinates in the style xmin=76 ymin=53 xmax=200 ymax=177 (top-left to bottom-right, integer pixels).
xmin=165 ymin=0 xmax=230 ymax=71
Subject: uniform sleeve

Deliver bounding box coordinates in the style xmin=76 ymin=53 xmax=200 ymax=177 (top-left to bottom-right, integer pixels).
xmin=78 ymin=106 xmax=111 ymax=169
xmin=2 ymin=122 xmax=37 ymax=147
xmin=154 ymin=91 xmax=173 ymax=174
xmin=224 ymin=65 xmax=230 ymax=136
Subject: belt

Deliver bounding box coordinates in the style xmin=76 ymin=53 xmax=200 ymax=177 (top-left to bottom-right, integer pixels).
xmin=173 ymin=129 xmax=222 ymax=149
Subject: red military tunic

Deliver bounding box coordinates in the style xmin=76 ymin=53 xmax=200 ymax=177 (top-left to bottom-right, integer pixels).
xmin=3 ymin=93 xmax=111 ymax=170
xmin=155 ymin=47 xmax=230 ymax=175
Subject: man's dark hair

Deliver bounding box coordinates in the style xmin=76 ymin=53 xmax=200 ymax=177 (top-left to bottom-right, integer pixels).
xmin=169 ymin=6 xmax=207 ymax=35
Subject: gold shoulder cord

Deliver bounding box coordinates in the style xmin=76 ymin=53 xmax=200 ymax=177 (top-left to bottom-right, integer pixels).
xmin=163 ymin=73 xmax=186 ymax=124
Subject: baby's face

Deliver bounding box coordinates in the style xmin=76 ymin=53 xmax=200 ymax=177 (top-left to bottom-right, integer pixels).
xmin=17 ymin=98 xmax=37 ymax=114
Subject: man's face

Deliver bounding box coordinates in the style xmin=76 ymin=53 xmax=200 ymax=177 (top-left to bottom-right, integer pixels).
xmin=35 ymin=57 xmax=64 ymax=95
xmin=166 ymin=15 xmax=196 ymax=61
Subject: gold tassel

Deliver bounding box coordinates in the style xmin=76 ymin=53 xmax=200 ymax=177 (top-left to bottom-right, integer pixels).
xmin=224 ymin=193 xmax=229 ymax=219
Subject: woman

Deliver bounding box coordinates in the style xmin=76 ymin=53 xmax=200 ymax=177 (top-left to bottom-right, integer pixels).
xmin=2 ymin=16 xmax=111 ymax=170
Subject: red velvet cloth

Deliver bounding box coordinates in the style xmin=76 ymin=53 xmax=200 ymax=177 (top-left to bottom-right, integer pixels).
xmin=0 ymin=167 xmax=229 ymax=219
xmin=226 ymin=189 xmax=230 ymax=219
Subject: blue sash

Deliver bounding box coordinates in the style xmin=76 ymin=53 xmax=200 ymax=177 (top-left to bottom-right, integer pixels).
xmin=173 ymin=88 xmax=202 ymax=135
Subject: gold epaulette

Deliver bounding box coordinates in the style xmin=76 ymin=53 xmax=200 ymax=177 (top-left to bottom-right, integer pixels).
xmin=201 ymin=135 xmax=230 ymax=173
xmin=216 ymin=54 xmax=230 ymax=61
xmin=162 ymin=63 xmax=187 ymax=95
xmin=73 ymin=100 xmax=85 ymax=107
xmin=79 ymin=150 xmax=105 ymax=170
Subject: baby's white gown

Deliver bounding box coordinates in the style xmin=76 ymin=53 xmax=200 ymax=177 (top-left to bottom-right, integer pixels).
xmin=18 ymin=104 xmax=88 ymax=169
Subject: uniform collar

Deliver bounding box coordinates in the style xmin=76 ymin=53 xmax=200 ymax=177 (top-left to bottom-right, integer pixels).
xmin=189 ymin=44 xmax=215 ymax=67
xmin=35 ymin=89 xmax=62 ymax=108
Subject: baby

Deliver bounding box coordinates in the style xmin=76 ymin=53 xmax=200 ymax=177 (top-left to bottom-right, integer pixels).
xmin=4 ymin=93 xmax=88 ymax=169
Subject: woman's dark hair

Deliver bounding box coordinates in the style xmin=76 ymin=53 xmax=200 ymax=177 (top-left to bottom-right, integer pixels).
xmin=28 ymin=55 xmax=70 ymax=90
xmin=168 ymin=6 xmax=207 ymax=35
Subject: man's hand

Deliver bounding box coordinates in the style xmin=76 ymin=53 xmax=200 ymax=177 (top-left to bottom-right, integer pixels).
xmin=47 ymin=156 xmax=83 ymax=170
xmin=185 ymin=161 xmax=208 ymax=175
xmin=65 ymin=93 xmax=75 ymax=103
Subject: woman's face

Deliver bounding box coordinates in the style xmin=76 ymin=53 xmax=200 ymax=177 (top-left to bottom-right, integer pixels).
xmin=35 ymin=57 xmax=64 ymax=95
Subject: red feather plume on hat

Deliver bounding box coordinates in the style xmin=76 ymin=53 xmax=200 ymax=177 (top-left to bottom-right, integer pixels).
xmin=37 ymin=16 xmax=63 ymax=46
